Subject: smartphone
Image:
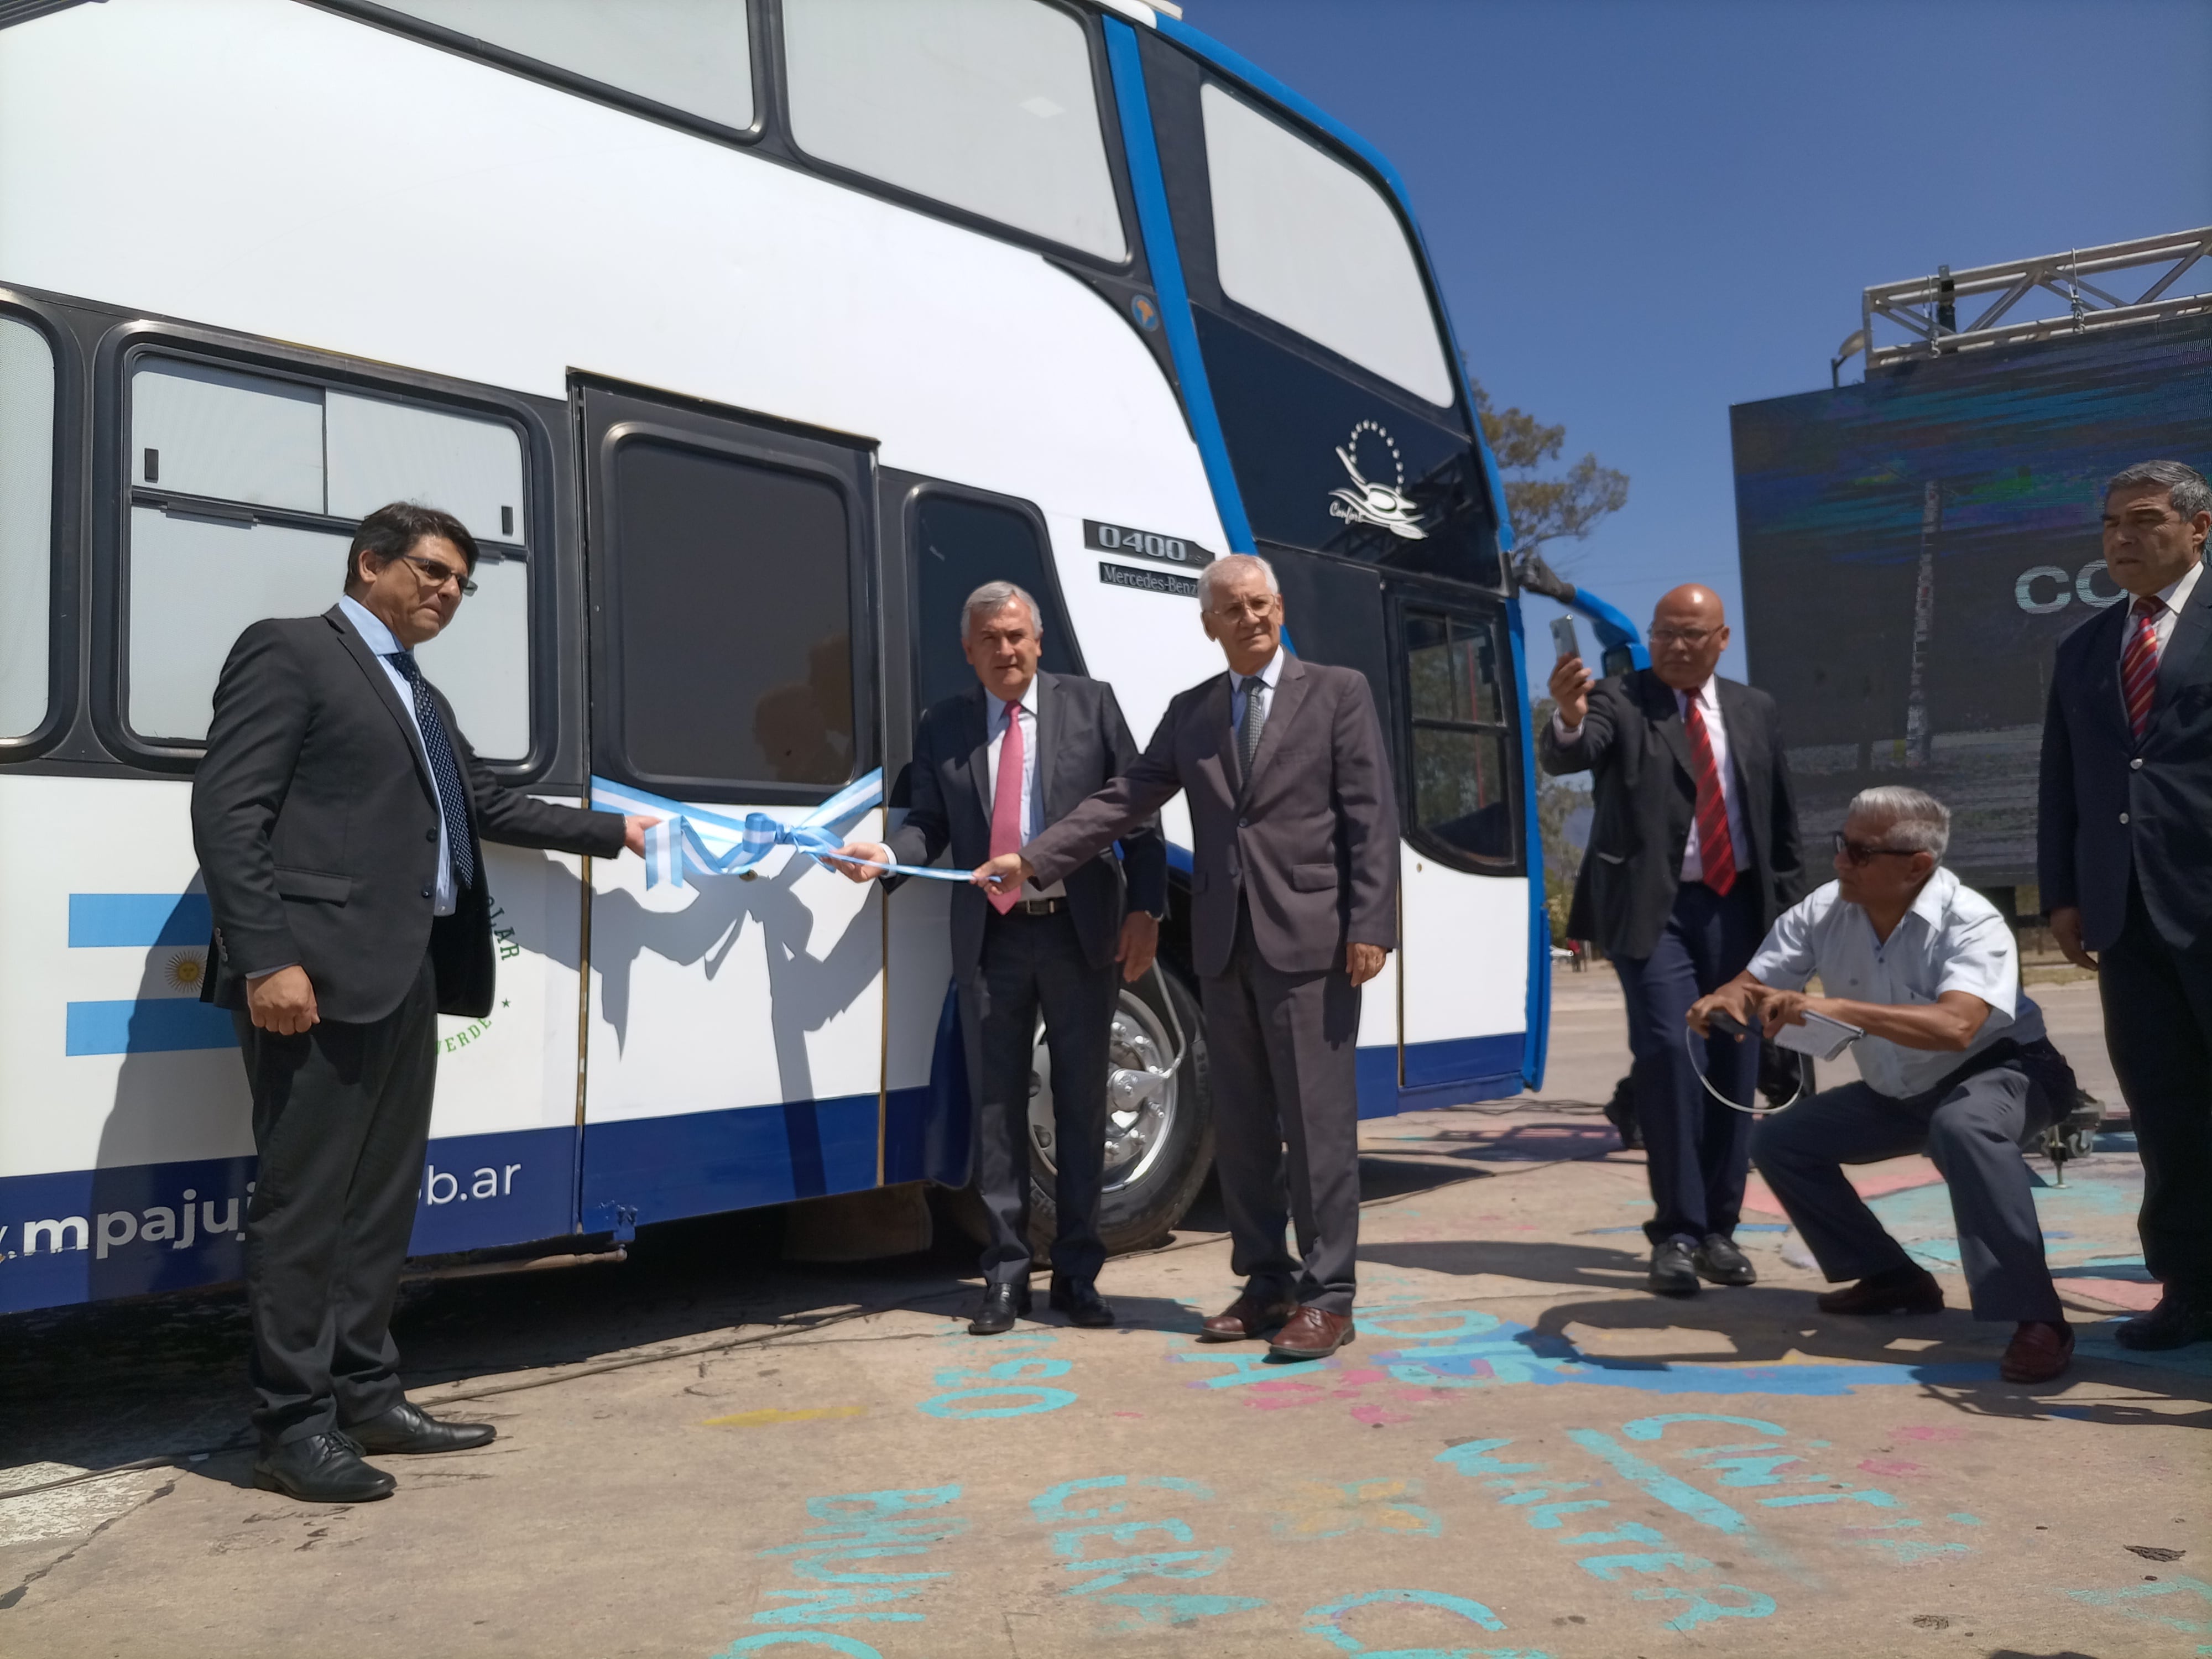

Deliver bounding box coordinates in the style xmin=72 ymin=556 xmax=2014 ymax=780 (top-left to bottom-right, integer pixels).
xmin=1550 ymin=617 xmax=1582 ymax=661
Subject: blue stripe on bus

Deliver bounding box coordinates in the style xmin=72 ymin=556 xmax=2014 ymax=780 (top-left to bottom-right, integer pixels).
xmin=580 ymin=1094 xmax=882 ymax=1233
xmin=66 ymin=999 xmax=235 ymax=1056
xmin=1101 ymin=17 xmax=1256 ymax=554
xmin=69 ymin=893 xmax=211 ymax=948
xmin=1401 ymin=1031 xmax=1526 ymax=1090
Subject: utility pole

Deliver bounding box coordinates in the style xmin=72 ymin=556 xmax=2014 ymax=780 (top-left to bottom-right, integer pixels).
xmin=1903 ymin=482 xmax=1941 ymax=768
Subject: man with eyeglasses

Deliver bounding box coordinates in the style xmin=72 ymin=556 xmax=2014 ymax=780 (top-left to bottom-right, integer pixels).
xmin=1541 ymin=584 xmax=1807 ymax=1296
xmin=192 ymin=501 xmax=657 ymax=1503
xmin=1694 ymin=787 xmax=2079 ymax=1384
xmin=2038 ymin=459 xmax=2212 ymax=1352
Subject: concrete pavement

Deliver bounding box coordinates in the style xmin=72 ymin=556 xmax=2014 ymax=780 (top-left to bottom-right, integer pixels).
xmin=2 ymin=967 xmax=2205 ymax=1657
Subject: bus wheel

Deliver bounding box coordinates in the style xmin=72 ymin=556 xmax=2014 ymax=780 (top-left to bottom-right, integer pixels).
xmin=1024 ymin=967 xmax=1213 ymax=1257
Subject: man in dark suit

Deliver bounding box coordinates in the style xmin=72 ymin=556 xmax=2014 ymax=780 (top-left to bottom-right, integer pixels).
xmin=1541 ymin=584 xmax=1806 ymax=1296
xmin=2039 ymin=459 xmax=2212 ymax=1351
xmin=192 ymin=502 xmax=653 ymax=1503
xmin=831 ymin=583 xmax=1166 ymax=1334
xmin=974 ymin=554 xmax=1398 ymax=1362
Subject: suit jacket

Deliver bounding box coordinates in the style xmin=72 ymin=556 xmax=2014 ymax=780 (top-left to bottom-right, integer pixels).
xmin=191 ymin=604 xmax=626 ymax=1024
xmin=1021 ymin=655 xmax=1397 ymax=978
xmin=1536 ymin=669 xmax=1806 ymax=961
xmin=2038 ymin=565 xmax=2212 ymax=952
xmin=886 ymin=672 xmax=1166 ymax=979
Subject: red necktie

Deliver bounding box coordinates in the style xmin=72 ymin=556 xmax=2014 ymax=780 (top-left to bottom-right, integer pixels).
xmin=1683 ymin=697 xmax=1738 ymax=896
xmin=988 ymin=698 xmax=1025 ymax=916
xmin=2121 ymin=594 xmax=2166 ymax=744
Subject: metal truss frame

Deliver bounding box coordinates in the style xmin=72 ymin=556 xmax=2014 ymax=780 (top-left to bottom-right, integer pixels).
xmin=1857 ymin=227 xmax=2211 ymax=371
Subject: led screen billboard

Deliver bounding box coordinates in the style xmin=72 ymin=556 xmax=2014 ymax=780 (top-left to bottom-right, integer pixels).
xmin=1732 ymin=314 xmax=2212 ymax=899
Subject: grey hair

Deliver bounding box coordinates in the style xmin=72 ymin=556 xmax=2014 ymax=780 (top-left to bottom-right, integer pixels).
xmin=1848 ymin=785 xmax=1950 ymax=862
xmin=2106 ymin=459 xmax=2211 ymax=521
xmin=1195 ymin=552 xmax=1280 ymax=611
xmin=961 ymin=581 xmax=1041 ymax=639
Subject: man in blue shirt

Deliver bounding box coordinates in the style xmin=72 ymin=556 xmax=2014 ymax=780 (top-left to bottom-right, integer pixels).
xmin=1691 ymin=786 xmax=2078 ymax=1384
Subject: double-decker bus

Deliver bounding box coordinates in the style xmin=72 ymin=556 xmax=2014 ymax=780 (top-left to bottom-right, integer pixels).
xmin=0 ymin=0 xmax=1609 ymax=1312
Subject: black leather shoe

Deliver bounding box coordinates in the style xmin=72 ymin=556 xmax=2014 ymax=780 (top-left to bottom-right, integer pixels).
xmin=1693 ymin=1234 xmax=1757 ymax=1286
xmin=347 ymin=1400 xmax=495 ymax=1455
xmin=252 ymin=1432 xmax=394 ymax=1503
xmin=968 ymin=1281 xmax=1032 ymax=1335
xmin=1650 ymin=1238 xmax=1699 ymax=1297
xmin=2114 ymin=1292 xmax=2212 ymax=1352
xmin=1049 ymin=1275 xmax=1115 ymax=1328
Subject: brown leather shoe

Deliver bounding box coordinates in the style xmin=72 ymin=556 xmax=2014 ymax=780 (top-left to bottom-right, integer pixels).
xmin=2000 ymin=1319 xmax=2073 ymax=1384
xmin=1267 ymin=1305 xmax=1355 ymax=1361
xmin=1817 ymin=1266 xmax=1944 ymax=1317
xmin=1198 ymin=1292 xmax=1298 ymax=1343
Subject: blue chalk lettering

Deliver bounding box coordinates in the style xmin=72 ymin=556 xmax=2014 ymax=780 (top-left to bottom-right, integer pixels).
xmin=2064 ymin=1574 xmax=2212 ymax=1636
xmin=1759 ymin=1489 xmax=1902 ymax=1509
xmin=1947 ymin=1512 xmax=1984 ymax=1526
xmin=1566 ymin=1431 xmax=1752 ymax=1535
xmin=1170 ymin=1349 xmax=1297 ymax=1389
xmin=1359 ymin=1311 xmax=1504 ymax=1339
xmin=1577 ymin=1551 xmax=1710 ymax=1582
xmin=1303 ymin=1588 xmax=1511 ymax=1657
xmin=1029 ymin=1474 xmax=1212 ymax=1522
xmin=1697 ymin=1453 xmax=1801 ymax=1488
xmin=804 ymin=1486 xmax=961 ymax=1522
xmin=1434 ymin=1439 xmax=1542 ymax=1478
xmin=1054 ymin=1518 xmax=1196 ymax=1558
xmin=917 ymin=1386 xmax=1078 ymax=1419
xmin=1632 ymin=1584 xmax=1778 ymax=1632
xmin=1501 ymin=1483 xmax=1593 ymax=1506
xmin=1524 ymin=1500 xmax=1611 ymax=1530
xmin=1620 ymin=1412 xmax=1785 ymax=1443
xmin=751 ymin=1587 xmax=927 ymax=1625
xmin=1559 ymin=1522 xmax=1667 ymax=1548
xmin=1060 ymin=1548 xmax=1232 ymax=1594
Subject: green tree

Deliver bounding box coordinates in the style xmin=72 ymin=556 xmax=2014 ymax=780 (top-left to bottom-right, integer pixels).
xmin=1471 ymin=378 xmax=1629 ymax=593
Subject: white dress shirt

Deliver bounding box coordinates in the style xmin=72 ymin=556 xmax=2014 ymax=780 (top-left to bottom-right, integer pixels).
xmin=1554 ymin=675 xmax=1749 ymax=886
xmin=1746 ymin=867 xmax=2047 ymax=1100
xmin=985 ymin=675 xmax=1065 ymax=901
xmin=2115 ymin=559 xmax=2203 ymax=671
xmin=340 ymin=594 xmax=458 ymax=917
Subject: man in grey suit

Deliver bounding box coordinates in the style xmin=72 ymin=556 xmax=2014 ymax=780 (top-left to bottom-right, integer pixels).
xmin=975 ymin=554 xmax=1399 ymax=1361
xmin=1541 ymin=584 xmax=1806 ymax=1296
xmin=832 ymin=583 xmax=1166 ymax=1335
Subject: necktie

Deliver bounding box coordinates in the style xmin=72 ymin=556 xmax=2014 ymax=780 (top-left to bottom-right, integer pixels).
xmin=1239 ymin=678 xmax=1269 ymax=785
xmin=1683 ymin=696 xmax=1736 ymax=897
xmin=987 ymin=698 xmax=1025 ymax=916
xmin=2121 ymin=594 xmax=2166 ymax=744
xmin=387 ymin=651 xmax=476 ymax=891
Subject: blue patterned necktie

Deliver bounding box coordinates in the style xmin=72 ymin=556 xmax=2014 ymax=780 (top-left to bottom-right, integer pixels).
xmin=387 ymin=650 xmax=476 ymax=890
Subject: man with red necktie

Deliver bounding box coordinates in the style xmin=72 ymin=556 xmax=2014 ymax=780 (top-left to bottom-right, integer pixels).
xmin=830 ymin=582 xmax=1164 ymax=1335
xmin=1542 ymin=585 xmax=1807 ymax=1295
xmin=2039 ymin=460 xmax=2212 ymax=1352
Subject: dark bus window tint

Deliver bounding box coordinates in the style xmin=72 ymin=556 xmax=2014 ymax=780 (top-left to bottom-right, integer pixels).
xmin=911 ymin=496 xmax=1074 ymax=711
xmin=1403 ymin=609 xmax=1513 ymax=863
xmin=613 ymin=439 xmax=854 ymax=786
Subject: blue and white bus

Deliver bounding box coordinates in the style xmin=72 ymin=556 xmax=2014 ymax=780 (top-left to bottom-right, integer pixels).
xmin=0 ymin=0 xmax=1599 ymax=1313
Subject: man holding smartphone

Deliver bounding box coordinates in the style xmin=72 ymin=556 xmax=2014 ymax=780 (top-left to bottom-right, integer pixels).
xmin=1540 ymin=586 xmax=1806 ymax=1296
xmin=1691 ymin=786 xmax=2078 ymax=1384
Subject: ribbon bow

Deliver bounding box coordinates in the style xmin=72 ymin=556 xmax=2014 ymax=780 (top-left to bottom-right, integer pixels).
xmin=589 ymin=770 xmax=969 ymax=889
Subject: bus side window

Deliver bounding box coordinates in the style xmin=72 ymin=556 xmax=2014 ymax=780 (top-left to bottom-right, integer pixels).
xmin=607 ymin=439 xmax=856 ymax=790
xmin=124 ymin=357 xmax=531 ymax=756
xmin=911 ymin=495 xmax=1077 ymax=713
xmin=0 ymin=316 xmax=56 ymax=741
xmin=1402 ymin=609 xmax=1516 ymax=866
xmin=783 ymin=0 xmax=1127 ymax=263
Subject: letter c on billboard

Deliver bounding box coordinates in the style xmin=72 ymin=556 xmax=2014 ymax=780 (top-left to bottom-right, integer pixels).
xmin=2015 ymin=567 xmax=2070 ymax=614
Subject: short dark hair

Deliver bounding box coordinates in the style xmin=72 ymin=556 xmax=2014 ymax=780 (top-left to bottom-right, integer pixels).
xmin=345 ymin=501 xmax=479 ymax=593
xmin=2105 ymin=460 xmax=2212 ymax=521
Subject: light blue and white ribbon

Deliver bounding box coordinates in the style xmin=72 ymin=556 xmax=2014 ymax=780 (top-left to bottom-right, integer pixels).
xmin=589 ymin=770 xmax=972 ymax=890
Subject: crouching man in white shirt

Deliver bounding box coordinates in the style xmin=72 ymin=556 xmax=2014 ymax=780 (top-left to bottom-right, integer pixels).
xmin=1690 ymin=786 xmax=2079 ymax=1384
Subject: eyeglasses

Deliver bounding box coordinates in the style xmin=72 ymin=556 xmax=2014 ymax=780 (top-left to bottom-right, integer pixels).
xmin=1207 ymin=598 xmax=1278 ymax=623
xmin=1832 ymin=831 xmax=1919 ymax=867
xmin=1648 ymin=626 xmax=1717 ymax=646
xmin=394 ymin=550 xmax=477 ymax=597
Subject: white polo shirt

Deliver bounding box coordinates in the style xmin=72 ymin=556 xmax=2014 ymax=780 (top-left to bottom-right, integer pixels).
xmin=1746 ymin=868 xmax=2046 ymax=1100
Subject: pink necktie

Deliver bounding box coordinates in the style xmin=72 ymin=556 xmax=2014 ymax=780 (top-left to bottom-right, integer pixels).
xmin=2122 ymin=594 xmax=2165 ymax=744
xmin=988 ymin=700 xmax=1024 ymax=915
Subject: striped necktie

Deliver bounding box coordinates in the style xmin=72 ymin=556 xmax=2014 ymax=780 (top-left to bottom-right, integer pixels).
xmin=2121 ymin=594 xmax=2166 ymax=744
xmin=387 ymin=650 xmax=476 ymax=890
xmin=1683 ymin=697 xmax=1736 ymax=896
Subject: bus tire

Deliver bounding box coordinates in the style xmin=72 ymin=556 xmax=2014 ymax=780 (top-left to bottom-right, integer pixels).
xmin=1031 ymin=966 xmax=1213 ymax=1258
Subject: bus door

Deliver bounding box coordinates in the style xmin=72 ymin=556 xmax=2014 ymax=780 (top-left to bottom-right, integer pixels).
xmin=1391 ymin=592 xmax=1530 ymax=1097
xmin=575 ymin=383 xmax=886 ymax=1234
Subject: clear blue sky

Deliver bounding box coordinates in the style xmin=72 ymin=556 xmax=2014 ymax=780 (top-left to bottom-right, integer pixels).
xmin=1185 ymin=0 xmax=2212 ymax=696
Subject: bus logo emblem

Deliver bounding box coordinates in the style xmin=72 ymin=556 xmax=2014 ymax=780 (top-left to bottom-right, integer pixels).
xmin=1327 ymin=419 xmax=1427 ymax=540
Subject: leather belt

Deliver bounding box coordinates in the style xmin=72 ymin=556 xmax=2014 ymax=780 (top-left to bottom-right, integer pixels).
xmin=1001 ymin=896 xmax=1068 ymax=916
